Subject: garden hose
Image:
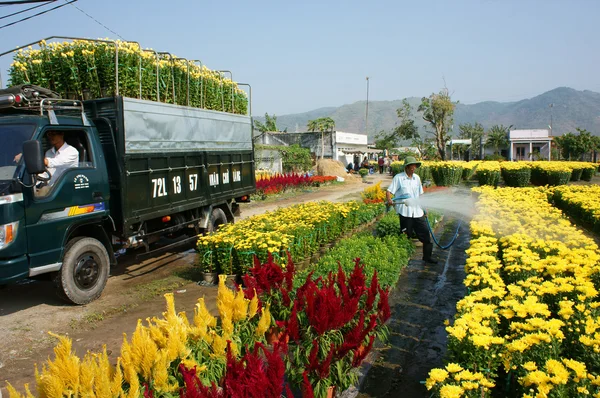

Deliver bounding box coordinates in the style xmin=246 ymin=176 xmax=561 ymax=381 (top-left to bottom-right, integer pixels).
xmin=388 ymin=195 xmax=462 ymax=250
xmin=426 ymin=215 xmax=462 ymax=250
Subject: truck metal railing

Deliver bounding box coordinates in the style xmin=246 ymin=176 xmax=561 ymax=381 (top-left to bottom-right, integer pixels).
xmin=190 ymin=60 xmax=204 ymax=108
xmin=0 ymin=37 xmax=251 ymax=116
xmin=217 ymin=70 xmax=235 ymax=114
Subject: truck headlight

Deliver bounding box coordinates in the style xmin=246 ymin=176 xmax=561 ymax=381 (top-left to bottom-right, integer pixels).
xmin=0 ymin=221 xmax=18 ymax=250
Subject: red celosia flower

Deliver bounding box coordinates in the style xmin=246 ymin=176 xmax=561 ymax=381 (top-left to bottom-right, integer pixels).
xmin=377 ymin=286 xmax=391 ymax=323
xmin=348 ymin=259 xmax=367 ymax=299
xmin=302 ymin=371 xmax=315 ymax=398
xmin=143 ymin=383 xmax=154 ymax=398
xmin=351 ymin=334 xmax=375 ymax=367
xmin=365 ymin=270 xmax=379 ymax=311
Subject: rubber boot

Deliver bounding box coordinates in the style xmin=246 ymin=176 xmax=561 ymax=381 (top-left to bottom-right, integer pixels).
xmin=423 ymin=243 xmax=438 ymax=264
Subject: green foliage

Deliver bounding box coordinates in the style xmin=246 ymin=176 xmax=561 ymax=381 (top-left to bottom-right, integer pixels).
xmin=531 ymin=165 xmax=572 ymax=186
xmin=255 ymin=144 xmax=312 ymax=172
xmin=254 ymin=113 xmax=279 ymax=133
xmin=554 ymin=128 xmax=600 ymax=160
xmin=570 ymin=166 xmax=584 ymax=181
xmin=430 ymin=163 xmax=463 ymax=186
xmin=358 ymin=168 xmax=369 ymax=177
xmin=418 ymin=88 xmax=457 ymax=160
xmin=547 ymin=169 xmax=572 ymax=186
xmin=484 ymin=154 xmax=506 ymax=161
xmin=459 ymin=122 xmax=484 ymax=159
xmin=376 ymin=211 xmax=402 ymax=238
xmin=501 ymin=167 xmax=531 ymax=187
xmin=485 ymin=124 xmax=511 ymax=155
xmin=475 ymin=169 xmax=500 ymax=187
xmin=530 ymin=167 xmax=548 ymax=186
xmin=581 ymin=167 xmax=596 ymax=181
xmin=296 ymin=232 xmax=414 ymax=289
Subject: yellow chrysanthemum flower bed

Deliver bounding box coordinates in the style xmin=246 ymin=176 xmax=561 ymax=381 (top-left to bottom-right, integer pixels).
xmin=9 ymin=39 xmax=248 ymax=114
xmin=426 ymin=186 xmax=600 ymax=397
xmin=197 ymin=200 xmax=383 ymax=274
xmin=549 ymin=185 xmax=600 ymax=233
xmin=6 ymin=276 xmax=268 ymax=397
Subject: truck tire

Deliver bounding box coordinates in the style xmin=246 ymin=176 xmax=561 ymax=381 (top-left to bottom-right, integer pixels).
xmin=208 ymin=208 xmax=228 ymax=233
xmin=57 ymin=237 xmax=110 ymax=305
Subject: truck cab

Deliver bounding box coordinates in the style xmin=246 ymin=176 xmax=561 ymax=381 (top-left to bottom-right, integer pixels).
xmin=0 ymin=94 xmax=112 ymax=304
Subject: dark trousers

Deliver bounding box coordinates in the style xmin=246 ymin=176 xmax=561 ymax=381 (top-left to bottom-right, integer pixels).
xmin=379 ymin=165 xmax=384 ymax=174
xmin=399 ymin=215 xmax=434 ymax=260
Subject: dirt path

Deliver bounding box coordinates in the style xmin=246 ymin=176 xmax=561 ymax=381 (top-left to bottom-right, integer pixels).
xmin=0 ymin=173 xmax=390 ymax=393
xmin=358 ymin=218 xmax=469 ymax=397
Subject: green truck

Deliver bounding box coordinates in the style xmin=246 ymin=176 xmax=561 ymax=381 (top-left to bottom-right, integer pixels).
xmin=0 ymin=62 xmax=255 ymax=305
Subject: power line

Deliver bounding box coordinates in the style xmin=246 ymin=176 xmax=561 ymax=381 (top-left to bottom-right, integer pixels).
xmin=0 ymin=0 xmax=52 ymax=20
xmin=0 ymin=0 xmax=54 ymax=4
xmin=64 ymin=0 xmax=125 ymax=40
xmin=0 ymin=0 xmax=74 ymax=30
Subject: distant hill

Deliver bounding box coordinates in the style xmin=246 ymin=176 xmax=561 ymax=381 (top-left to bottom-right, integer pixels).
xmin=258 ymin=87 xmax=600 ymax=141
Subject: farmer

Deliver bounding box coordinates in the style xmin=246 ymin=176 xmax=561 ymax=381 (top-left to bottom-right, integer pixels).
xmin=386 ymin=156 xmax=438 ymax=264
xmin=378 ymin=156 xmax=385 ymax=174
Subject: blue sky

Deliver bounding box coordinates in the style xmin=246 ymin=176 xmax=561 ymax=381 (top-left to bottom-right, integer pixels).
xmin=1 ymin=0 xmax=598 ymax=116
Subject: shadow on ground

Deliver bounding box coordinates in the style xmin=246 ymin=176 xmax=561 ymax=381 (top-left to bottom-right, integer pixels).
xmin=358 ymin=218 xmax=470 ymax=398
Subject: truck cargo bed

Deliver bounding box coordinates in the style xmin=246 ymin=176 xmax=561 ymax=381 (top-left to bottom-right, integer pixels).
xmin=84 ymin=97 xmax=255 ymax=235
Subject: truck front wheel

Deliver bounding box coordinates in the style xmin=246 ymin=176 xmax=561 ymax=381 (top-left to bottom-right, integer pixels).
xmin=57 ymin=237 xmax=110 ymax=305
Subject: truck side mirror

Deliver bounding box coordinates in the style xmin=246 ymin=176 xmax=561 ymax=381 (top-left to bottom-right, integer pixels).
xmin=22 ymin=140 xmax=46 ymax=175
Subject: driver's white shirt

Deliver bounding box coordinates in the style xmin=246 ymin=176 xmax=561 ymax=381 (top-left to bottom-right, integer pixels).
xmin=45 ymin=142 xmax=79 ymax=184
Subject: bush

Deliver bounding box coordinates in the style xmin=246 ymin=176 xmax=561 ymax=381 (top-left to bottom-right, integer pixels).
xmin=530 ymin=166 xmax=548 ymax=185
xmin=582 ymin=166 xmax=596 ymax=181
xmin=255 ymin=144 xmax=312 ymax=172
xmin=430 ymin=162 xmax=463 ymax=186
xmin=419 ymin=164 xmax=433 ymax=183
xmin=483 ymin=154 xmax=506 ymax=161
xmin=475 ymin=161 xmax=501 ymax=187
xmin=500 ymin=164 xmax=531 ymax=187
xmin=376 ymin=211 xmax=402 ymax=237
xmin=569 ymin=167 xmax=584 ymax=181
xmin=547 ymin=169 xmax=571 ymax=185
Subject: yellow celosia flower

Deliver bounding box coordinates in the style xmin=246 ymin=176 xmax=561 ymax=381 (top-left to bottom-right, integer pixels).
xmin=255 ymin=304 xmax=272 ymax=337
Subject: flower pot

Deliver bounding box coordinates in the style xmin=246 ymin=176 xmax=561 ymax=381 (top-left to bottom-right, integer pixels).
xmin=265 ymin=327 xmax=289 ymax=345
xmin=225 ymin=274 xmax=238 ymax=289
xmin=327 ymin=386 xmax=336 ymax=398
xmin=201 ymin=271 xmax=218 ymax=285
xmin=82 ymin=89 xmax=92 ymax=100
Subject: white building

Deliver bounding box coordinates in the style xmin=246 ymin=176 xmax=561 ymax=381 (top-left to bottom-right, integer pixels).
xmin=508 ymin=129 xmax=552 ymax=161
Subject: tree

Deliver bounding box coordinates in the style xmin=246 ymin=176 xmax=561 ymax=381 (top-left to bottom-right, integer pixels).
xmin=418 ymin=88 xmax=456 ymax=160
xmin=485 ymin=124 xmax=511 ymax=155
xmin=555 ymin=128 xmax=598 ymax=160
xmin=458 ymin=122 xmax=484 ymax=159
xmin=374 ymin=99 xmax=419 ymax=149
xmin=254 ymin=113 xmax=279 ymax=133
xmin=307 ymin=117 xmax=335 ymax=159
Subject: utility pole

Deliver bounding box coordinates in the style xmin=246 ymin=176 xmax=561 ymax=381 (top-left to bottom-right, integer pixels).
xmin=365 ymin=77 xmax=369 ymax=136
xmin=549 ymin=103 xmax=554 ymax=136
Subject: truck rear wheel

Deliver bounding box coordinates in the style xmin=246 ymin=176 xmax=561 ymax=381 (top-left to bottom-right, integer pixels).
xmin=57 ymin=237 xmax=110 ymax=305
xmin=208 ymin=208 xmax=228 ymax=233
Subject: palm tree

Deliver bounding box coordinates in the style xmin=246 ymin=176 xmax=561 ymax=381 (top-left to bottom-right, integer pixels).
xmin=485 ymin=124 xmax=512 ymax=156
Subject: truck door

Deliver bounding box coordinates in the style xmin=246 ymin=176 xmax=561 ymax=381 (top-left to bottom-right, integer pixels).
xmin=24 ymin=127 xmax=109 ymax=269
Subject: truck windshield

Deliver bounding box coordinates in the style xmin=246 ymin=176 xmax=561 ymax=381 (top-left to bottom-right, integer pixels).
xmin=0 ymin=124 xmax=35 ymax=180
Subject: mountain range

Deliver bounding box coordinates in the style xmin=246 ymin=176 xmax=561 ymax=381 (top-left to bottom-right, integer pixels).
xmin=259 ymin=87 xmax=600 ymax=141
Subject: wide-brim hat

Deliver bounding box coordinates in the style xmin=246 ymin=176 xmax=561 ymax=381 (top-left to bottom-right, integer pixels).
xmin=403 ymin=156 xmax=421 ymax=168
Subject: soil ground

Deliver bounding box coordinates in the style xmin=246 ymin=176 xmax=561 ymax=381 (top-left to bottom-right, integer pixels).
xmin=0 ymin=172 xmax=385 ymax=393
